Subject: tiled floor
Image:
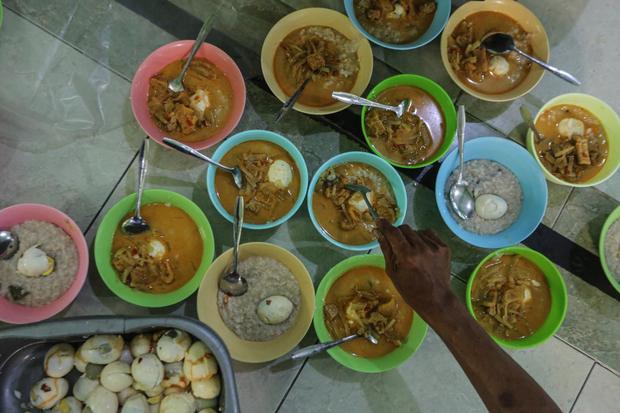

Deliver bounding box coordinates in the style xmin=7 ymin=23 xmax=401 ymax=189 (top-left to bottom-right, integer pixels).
xmin=0 ymin=1 xmax=619 ymax=412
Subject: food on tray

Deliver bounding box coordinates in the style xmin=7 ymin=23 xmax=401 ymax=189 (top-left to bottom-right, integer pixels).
xmin=534 ymin=104 xmax=609 ymax=183
xmin=217 ymin=256 xmax=301 ymax=341
xmin=28 ymin=330 xmax=222 ymax=412
xmin=111 ymin=203 xmax=203 ymax=293
xmin=446 ymin=160 xmax=523 ymax=235
xmin=324 ymin=265 xmax=413 ymax=358
xmin=353 ymin=0 xmax=437 ymax=44
xmin=447 ymin=11 xmax=533 ymax=94
xmin=273 ymin=25 xmax=360 ymax=107
xmin=147 ymin=58 xmax=233 ymax=142
xmin=471 ymin=254 xmax=551 ymax=340
xmin=312 ymin=162 xmax=399 ymax=245
xmin=604 ymin=218 xmax=620 ymax=282
xmin=215 ymin=140 xmax=301 ymax=224
xmin=365 ymin=85 xmax=445 ymax=165
xmin=0 ymin=220 xmax=77 ymax=307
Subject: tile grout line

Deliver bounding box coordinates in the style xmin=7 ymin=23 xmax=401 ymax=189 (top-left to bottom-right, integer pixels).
xmin=568 ymin=362 xmax=596 ymax=413
xmin=550 ymin=187 xmax=574 ymax=229
xmin=554 ymin=335 xmax=620 ymax=377
xmin=274 ymin=356 xmax=312 ymax=413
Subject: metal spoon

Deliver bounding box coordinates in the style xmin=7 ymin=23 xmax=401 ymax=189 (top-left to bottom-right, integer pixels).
xmin=162 ymin=137 xmax=244 ymax=189
xmin=519 ymin=105 xmax=544 ymax=143
xmin=219 ymin=196 xmax=248 ymax=296
xmin=449 ymin=105 xmax=475 ymax=220
xmin=269 ymin=331 xmax=379 ymax=368
xmin=121 ymin=138 xmax=151 ymax=235
xmin=275 ymin=77 xmax=311 ymax=123
xmin=0 ymin=230 xmax=19 ymax=260
xmin=332 ymin=91 xmax=411 ymax=118
xmin=167 ymin=19 xmax=213 ymax=93
xmin=482 ymin=32 xmax=581 ymax=86
xmin=344 ymin=183 xmax=379 ymax=220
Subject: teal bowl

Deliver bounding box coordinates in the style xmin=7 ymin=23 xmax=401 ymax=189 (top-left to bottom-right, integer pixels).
xmin=206 ymin=129 xmax=309 ymax=230
xmin=344 ymin=0 xmax=451 ymax=50
xmin=307 ymin=151 xmax=407 ymax=251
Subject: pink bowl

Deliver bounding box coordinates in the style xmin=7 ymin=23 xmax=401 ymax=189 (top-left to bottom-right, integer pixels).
xmin=131 ymin=40 xmax=247 ymax=150
xmin=0 ymin=204 xmax=89 ymax=324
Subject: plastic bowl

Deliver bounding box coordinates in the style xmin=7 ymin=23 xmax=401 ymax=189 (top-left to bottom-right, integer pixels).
xmin=131 ymin=40 xmax=246 ymax=150
xmin=526 ymin=93 xmax=620 ymax=187
xmin=314 ymin=254 xmax=428 ymax=372
xmin=197 ymin=242 xmax=315 ymax=363
xmin=361 ymin=74 xmax=457 ymax=168
xmin=343 ymin=0 xmax=450 ymax=50
xmin=440 ymin=0 xmax=549 ymax=102
xmin=599 ymin=206 xmax=620 ymax=294
xmin=94 ymin=189 xmax=215 ymax=307
xmin=466 ymin=246 xmax=568 ymax=349
xmin=206 ymin=129 xmax=309 ymax=230
xmin=261 ymin=7 xmax=373 ymax=115
xmin=307 ymin=151 xmax=407 ymax=251
xmin=435 ymin=137 xmax=548 ymax=249
xmin=0 ymin=204 xmax=89 ymax=324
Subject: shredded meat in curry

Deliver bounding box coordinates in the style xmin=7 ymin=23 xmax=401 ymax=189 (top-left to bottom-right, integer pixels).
xmin=237 ymin=152 xmax=290 ymax=216
xmin=112 ymin=239 xmax=174 ymax=292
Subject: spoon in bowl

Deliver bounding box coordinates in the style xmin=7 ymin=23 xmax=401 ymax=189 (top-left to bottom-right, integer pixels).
xmin=481 ymin=32 xmax=581 ymax=86
xmin=121 ymin=138 xmax=151 ymax=235
xmin=332 ymin=91 xmax=411 ymax=118
xmin=162 ymin=137 xmax=244 ymax=189
xmin=219 ymin=196 xmax=248 ymax=296
xmin=0 ymin=230 xmax=19 ymax=260
xmin=344 ymin=183 xmax=379 ymax=220
xmin=448 ymin=105 xmax=475 ymax=220
xmin=167 ymin=19 xmax=213 ymax=93
xmin=275 ymin=77 xmax=311 ymax=123
xmin=519 ymin=105 xmax=544 ymax=144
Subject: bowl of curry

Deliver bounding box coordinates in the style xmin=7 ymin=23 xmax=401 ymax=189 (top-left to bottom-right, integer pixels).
xmin=131 ymin=40 xmax=246 ymax=150
xmin=94 ymin=189 xmax=215 ymax=307
xmin=466 ymin=246 xmax=568 ymax=349
xmin=314 ymin=254 xmax=428 ymax=373
xmin=261 ymin=8 xmax=373 ymax=116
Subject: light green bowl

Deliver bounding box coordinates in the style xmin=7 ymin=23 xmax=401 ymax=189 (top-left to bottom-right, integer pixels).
xmin=314 ymin=254 xmax=428 ymax=373
xmin=361 ymin=74 xmax=457 ymax=169
xmin=94 ymin=189 xmax=215 ymax=308
xmin=599 ymin=205 xmax=620 ymax=294
xmin=466 ymin=246 xmax=568 ymax=349
xmin=526 ymin=93 xmax=620 ymax=187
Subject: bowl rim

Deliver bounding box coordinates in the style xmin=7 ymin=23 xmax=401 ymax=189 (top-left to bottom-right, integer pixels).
xmin=260 ymin=7 xmax=374 ymax=115
xmin=306 ymin=151 xmax=408 ymax=251
xmin=94 ymin=188 xmax=215 ymax=308
xmin=599 ymin=205 xmax=620 ymax=294
xmin=465 ymin=245 xmax=568 ymax=349
xmin=0 ymin=203 xmax=89 ymax=324
xmin=361 ymin=73 xmax=457 ymax=169
xmin=439 ymin=0 xmax=550 ymax=102
xmin=525 ymin=92 xmax=620 ymax=187
xmin=342 ymin=0 xmax=451 ymax=50
xmin=435 ymin=136 xmax=548 ymax=249
xmin=205 ymin=129 xmax=309 ymax=230
xmin=313 ymin=254 xmax=428 ymax=372
xmin=130 ymin=40 xmax=246 ymax=151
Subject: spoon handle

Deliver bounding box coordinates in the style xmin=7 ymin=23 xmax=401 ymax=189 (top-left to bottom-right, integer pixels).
xmin=275 ymin=77 xmax=310 ymax=123
xmin=331 ymin=91 xmax=397 ymax=113
xmin=271 ymin=334 xmax=359 ymax=366
xmin=456 ymin=105 xmax=466 ymax=183
xmin=134 ymin=138 xmax=149 ymax=219
xmin=231 ymin=196 xmax=244 ymax=274
xmin=175 ymin=20 xmax=212 ymax=84
xmin=162 ymin=137 xmax=235 ymax=173
xmin=512 ymin=48 xmax=581 ymax=86
xmin=519 ymin=105 xmax=544 ymax=143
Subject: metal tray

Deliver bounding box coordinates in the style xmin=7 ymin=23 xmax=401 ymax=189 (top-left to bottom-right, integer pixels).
xmin=0 ymin=316 xmax=240 ymax=413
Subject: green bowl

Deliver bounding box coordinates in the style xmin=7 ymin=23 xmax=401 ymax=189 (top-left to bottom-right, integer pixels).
xmin=94 ymin=189 xmax=215 ymax=308
xmin=314 ymin=254 xmax=428 ymax=373
xmin=361 ymin=74 xmax=457 ymax=169
xmin=599 ymin=205 xmax=620 ymax=294
xmin=466 ymin=246 xmax=568 ymax=349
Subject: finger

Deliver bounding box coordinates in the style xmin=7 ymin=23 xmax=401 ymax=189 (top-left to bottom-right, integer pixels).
xmin=381 ymin=221 xmax=410 ymax=253
xmin=377 ymin=218 xmax=392 ymax=235
xmin=378 ymin=232 xmax=396 ymax=272
xmin=398 ymin=225 xmax=426 ymax=249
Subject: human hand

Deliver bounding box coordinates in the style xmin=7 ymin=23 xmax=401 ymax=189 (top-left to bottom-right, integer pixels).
xmin=377 ymin=219 xmax=453 ymax=322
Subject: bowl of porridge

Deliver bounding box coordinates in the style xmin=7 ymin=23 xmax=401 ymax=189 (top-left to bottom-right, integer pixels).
xmin=0 ymin=204 xmax=88 ymax=324
xmin=435 ymin=137 xmax=548 ymax=249
xmin=600 ymin=206 xmax=620 ymax=294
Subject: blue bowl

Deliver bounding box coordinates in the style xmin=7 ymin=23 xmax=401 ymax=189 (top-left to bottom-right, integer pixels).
xmin=435 ymin=137 xmax=548 ymax=249
xmin=344 ymin=0 xmax=451 ymax=50
xmin=307 ymin=151 xmax=407 ymax=251
xmin=206 ymin=129 xmax=309 ymax=230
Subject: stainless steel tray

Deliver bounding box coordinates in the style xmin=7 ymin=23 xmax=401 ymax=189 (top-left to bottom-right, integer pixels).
xmin=0 ymin=316 xmax=240 ymax=413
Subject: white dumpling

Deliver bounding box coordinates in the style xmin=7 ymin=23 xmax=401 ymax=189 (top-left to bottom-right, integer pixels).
xmin=121 ymin=393 xmax=150 ymax=413
xmin=160 ymin=392 xmax=195 ymax=413
xmin=117 ymin=387 xmax=139 ymax=405
xmin=44 ymin=343 xmax=75 ymax=378
xmin=183 ymin=342 xmax=218 ymax=382
xmin=132 ymin=353 xmax=164 ymax=389
xmin=50 ymin=396 xmax=82 ymax=413
xmin=198 ymin=409 xmax=217 ymax=413
xmin=489 ymin=55 xmax=510 ymax=76
xmin=475 ymin=194 xmax=508 ymax=220
xmin=80 ymin=335 xmax=124 ymax=364
xmin=156 ymin=329 xmax=191 ymax=363
xmin=30 ymin=377 xmax=69 ymax=410
xmin=73 ymin=375 xmax=99 ymax=402
xmin=191 ymin=375 xmax=221 ymax=400
xmin=256 ymin=295 xmax=294 ymax=325
xmin=133 ymin=381 xmax=164 ymax=399
xmin=267 ymin=159 xmax=293 ymax=189
xmin=101 ymin=361 xmax=133 ymax=392
xmin=150 ymin=403 xmax=161 ymax=413
xmin=195 ymin=397 xmax=218 ymax=410
xmin=130 ymin=334 xmax=154 ymax=358
xmin=74 ymin=345 xmax=88 ymax=373
xmin=558 ymin=117 xmax=585 ymax=138
xmin=84 ymin=385 xmax=118 ymax=413
xmin=162 ymin=362 xmax=189 ymax=393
